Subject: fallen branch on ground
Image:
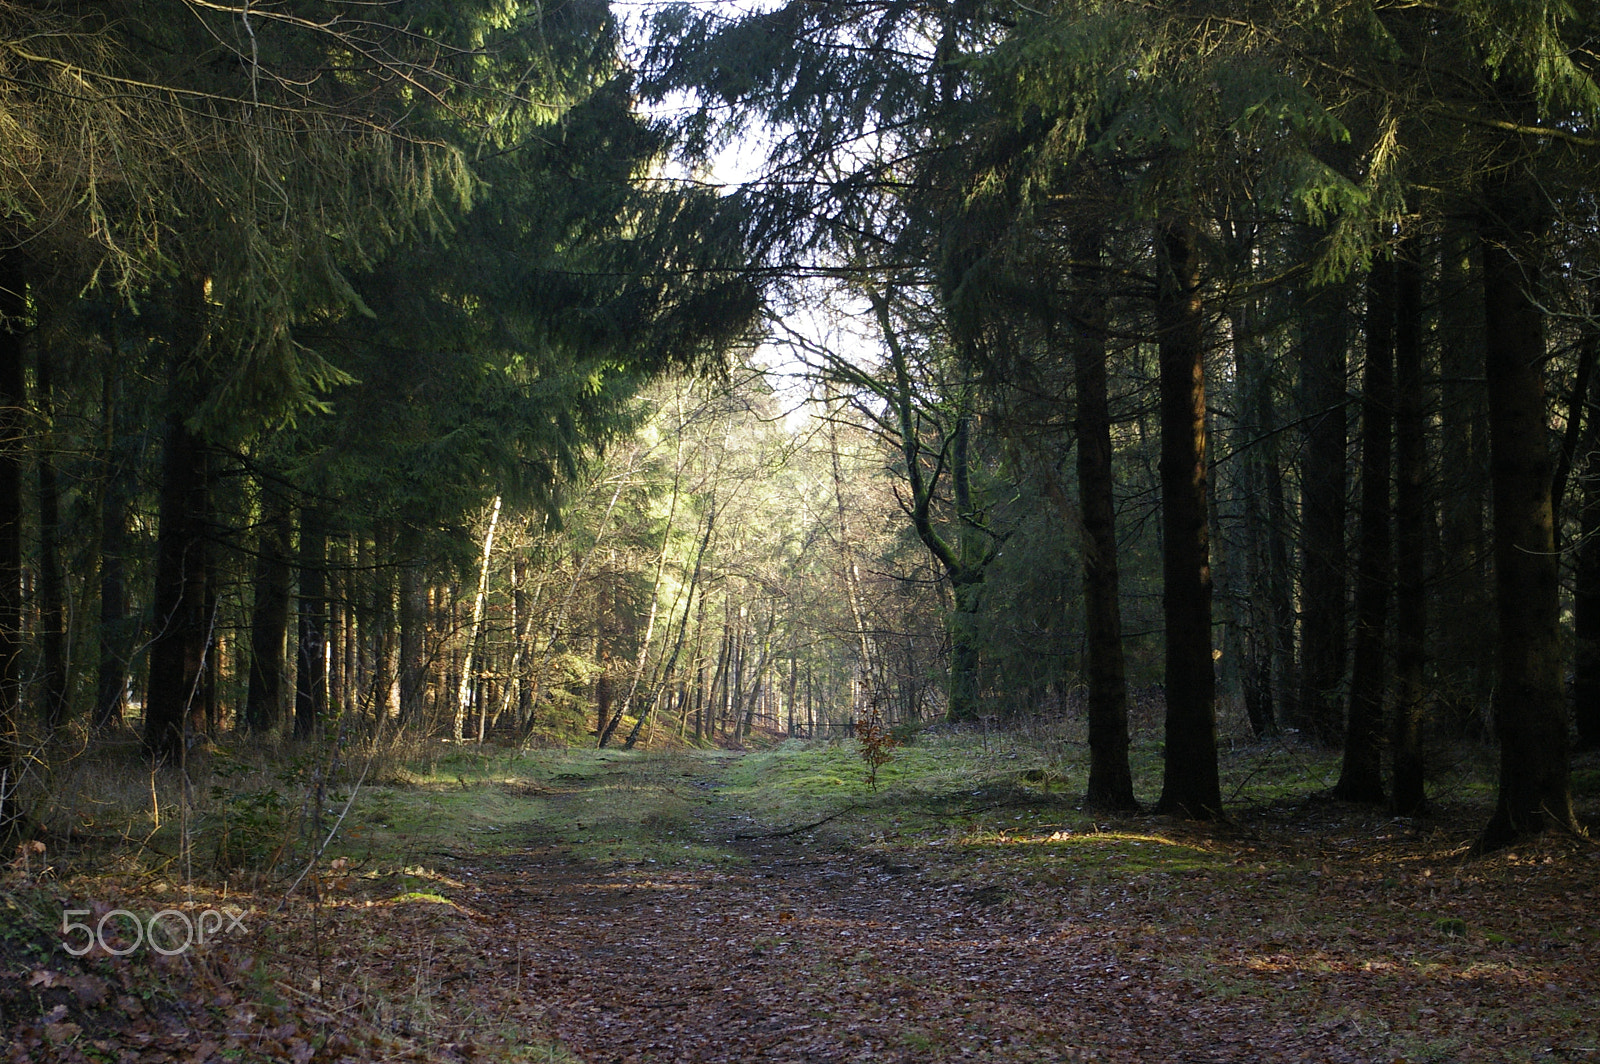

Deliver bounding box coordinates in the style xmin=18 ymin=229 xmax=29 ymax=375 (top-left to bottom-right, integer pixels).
xmin=729 ymin=804 xmax=860 ymax=840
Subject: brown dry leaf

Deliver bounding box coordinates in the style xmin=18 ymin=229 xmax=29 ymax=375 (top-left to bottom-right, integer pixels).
xmin=68 ymin=974 xmax=109 ymax=1006
xmin=44 ymin=1020 xmax=82 ymax=1044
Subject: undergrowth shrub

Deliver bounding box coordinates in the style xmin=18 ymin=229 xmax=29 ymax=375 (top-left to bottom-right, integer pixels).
xmin=854 ymin=715 xmax=898 ymax=792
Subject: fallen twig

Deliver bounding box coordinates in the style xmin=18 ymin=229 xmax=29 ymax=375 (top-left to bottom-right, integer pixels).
xmin=729 ymin=804 xmax=860 ymax=840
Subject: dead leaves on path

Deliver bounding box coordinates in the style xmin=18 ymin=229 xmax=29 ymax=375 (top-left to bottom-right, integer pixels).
xmin=7 ymin=789 xmax=1598 ymax=1062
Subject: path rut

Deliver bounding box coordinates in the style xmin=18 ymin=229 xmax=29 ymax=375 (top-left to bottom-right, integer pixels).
xmin=439 ymin=763 xmax=1339 ymax=1063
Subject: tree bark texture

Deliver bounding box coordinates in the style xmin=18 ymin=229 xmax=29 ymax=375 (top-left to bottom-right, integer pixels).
xmin=1478 ymin=184 xmax=1579 ymax=848
xmin=1435 ymin=227 xmax=1493 ymax=735
xmin=95 ymin=361 xmax=133 ymax=732
xmin=143 ymin=408 xmax=210 ymax=762
xmin=1154 ymin=221 xmax=1221 ymax=819
xmin=246 ymin=501 xmax=293 ymax=733
xmin=0 ymin=255 xmax=26 ymax=838
xmin=1574 ymin=324 xmax=1600 ymax=751
xmin=398 ymin=525 xmax=429 ymax=726
xmin=144 ymin=282 xmax=213 ymax=763
xmin=1391 ymin=241 xmax=1429 ymax=814
xmin=1231 ymin=285 xmax=1286 ymax=739
xmin=295 ymin=506 xmax=327 ymax=740
xmin=1070 ymin=231 xmax=1136 ymax=811
xmin=34 ymin=343 xmax=67 ymax=732
xmin=1336 ymin=257 xmax=1394 ymax=805
xmin=1297 ymin=278 xmax=1350 ymax=743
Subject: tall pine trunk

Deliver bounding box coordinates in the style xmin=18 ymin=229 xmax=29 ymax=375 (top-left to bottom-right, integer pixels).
xmin=35 ymin=344 xmax=68 ymax=732
xmin=1154 ymin=221 xmax=1221 ymax=819
xmin=1231 ymin=278 xmax=1280 ymax=738
xmin=245 ymin=500 xmax=292 ymax=733
xmin=0 ymin=255 xmax=26 ymax=838
xmin=1391 ymin=240 xmax=1429 ymax=814
xmin=457 ymin=496 xmax=500 ymax=742
xmin=1435 ymin=227 xmax=1493 ymax=734
xmin=1478 ymin=178 xmax=1579 ymax=849
xmin=295 ymin=507 xmax=327 ymax=740
xmin=144 ymin=409 xmax=211 ymax=762
xmin=1336 ymin=257 xmax=1395 ymax=804
xmin=1574 ymin=319 xmax=1600 ymax=752
xmin=144 ymin=283 xmax=212 ymax=763
xmin=96 ymin=363 xmax=132 ymax=732
xmin=1070 ymin=230 xmax=1135 ymax=811
xmin=397 ymin=525 xmax=428 ymax=726
xmin=1296 ymin=279 xmax=1351 ymax=743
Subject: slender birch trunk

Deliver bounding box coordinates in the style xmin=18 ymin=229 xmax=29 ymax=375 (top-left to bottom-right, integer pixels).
xmin=457 ymin=495 xmax=501 ymax=742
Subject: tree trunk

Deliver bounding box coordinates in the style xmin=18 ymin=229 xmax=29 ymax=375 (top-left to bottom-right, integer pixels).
xmin=457 ymin=495 xmax=500 ymax=742
xmin=372 ymin=533 xmax=399 ymax=720
xmin=398 ymin=525 xmax=428 ymax=726
xmin=1435 ymin=226 xmax=1492 ymax=735
xmin=246 ymin=500 xmax=293 ymax=733
xmin=144 ymin=281 xmax=213 ymax=763
xmin=1574 ymin=321 xmax=1600 ymax=752
xmin=202 ymin=552 xmax=220 ymax=736
xmin=1296 ymin=278 xmax=1351 ymax=743
xmin=1391 ymin=240 xmax=1429 ymax=814
xmin=827 ymin=411 xmax=876 ymax=716
xmin=1336 ymin=257 xmax=1394 ymax=805
xmin=95 ymin=362 xmax=132 ymax=732
xmin=626 ymin=502 xmax=715 ymax=750
xmin=600 ymin=473 xmax=678 ymax=747
xmin=1153 ymin=221 xmax=1222 ymax=819
xmin=1231 ymin=282 xmax=1278 ymax=739
xmin=0 ymin=255 xmax=26 ymax=838
xmin=1070 ymin=230 xmax=1136 ymax=811
xmin=295 ymin=506 xmax=328 ymax=741
xmin=35 ymin=343 xmax=68 ymax=733
xmin=1477 ymin=180 xmax=1580 ymax=849
xmin=144 ymin=407 xmax=211 ymax=762
xmin=946 ymin=577 xmax=981 ymax=721
xmin=327 ymin=540 xmax=346 ymax=723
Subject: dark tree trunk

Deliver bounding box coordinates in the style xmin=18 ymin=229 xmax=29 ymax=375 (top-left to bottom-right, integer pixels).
xmin=595 ymin=667 xmax=614 ymax=740
xmin=1435 ymin=227 xmax=1493 ymax=734
xmin=245 ymin=500 xmax=292 ymax=733
xmin=143 ymin=408 xmax=211 ymax=763
xmin=786 ymin=654 xmax=798 ymax=736
xmin=947 ymin=577 xmax=981 ymax=722
xmin=1336 ymin=257 xmax=1394 ymax=805
xmin=1263 ymin=396 xmax=1296 ymax=734
xmin=327 ymin=539 xmax=346 ymax=723
xmin=1153 ymin=221 xmax=1222 ymax=819
xmin=0 ymin=256 xmax=26 ymax=838
xmin=95 ymin=364 xmax=131 ymax=733
xmin=512 ymin=556 xmax=530 ymax=727
xmin=295 ymin=507 xmax=328 ymax=740
xmin=202 ymin=554 xmax=220 ymax=736
xmin=1231 ymin=274 xmax=1283 ymax=739
xmin=946 ymin=411 xmax=985 ymax=722
xmin=398 ymin=526 xmax=428 ymax=725
xmin=1070 ymin=230 xmax=1136 ymax=811
xmin=1296 ymin=279 xmax=1351 ymax=743
xmin=35 ymin=344 xmax=68 ymax=733
xmin=1478 ymin=182 xmax=1580 ymax=850
xmin=1574 ymin=323 xmax=1600 ymax=751
xmin=1391 ymin=240 xmax=1430 ymax=814
xmin=144 ymin=283 xmax=212 ymax=763
xmin=368 ymin=533 xmax=389 ymax=719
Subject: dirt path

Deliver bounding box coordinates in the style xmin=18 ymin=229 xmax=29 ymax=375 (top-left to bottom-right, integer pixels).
xmin=8 ymin=750 xmax=1594 ymax=1062
xmin=444 ymin=762 xmax=1363 ymax=1063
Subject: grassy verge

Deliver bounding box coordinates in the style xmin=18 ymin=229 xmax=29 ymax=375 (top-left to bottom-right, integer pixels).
xmin=5 ymin=723 xmax=1597 ymax=1062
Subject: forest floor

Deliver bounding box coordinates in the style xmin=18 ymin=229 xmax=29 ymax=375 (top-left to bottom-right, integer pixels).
xmin=4 ymin=731 xmax=1600 ymax=1062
